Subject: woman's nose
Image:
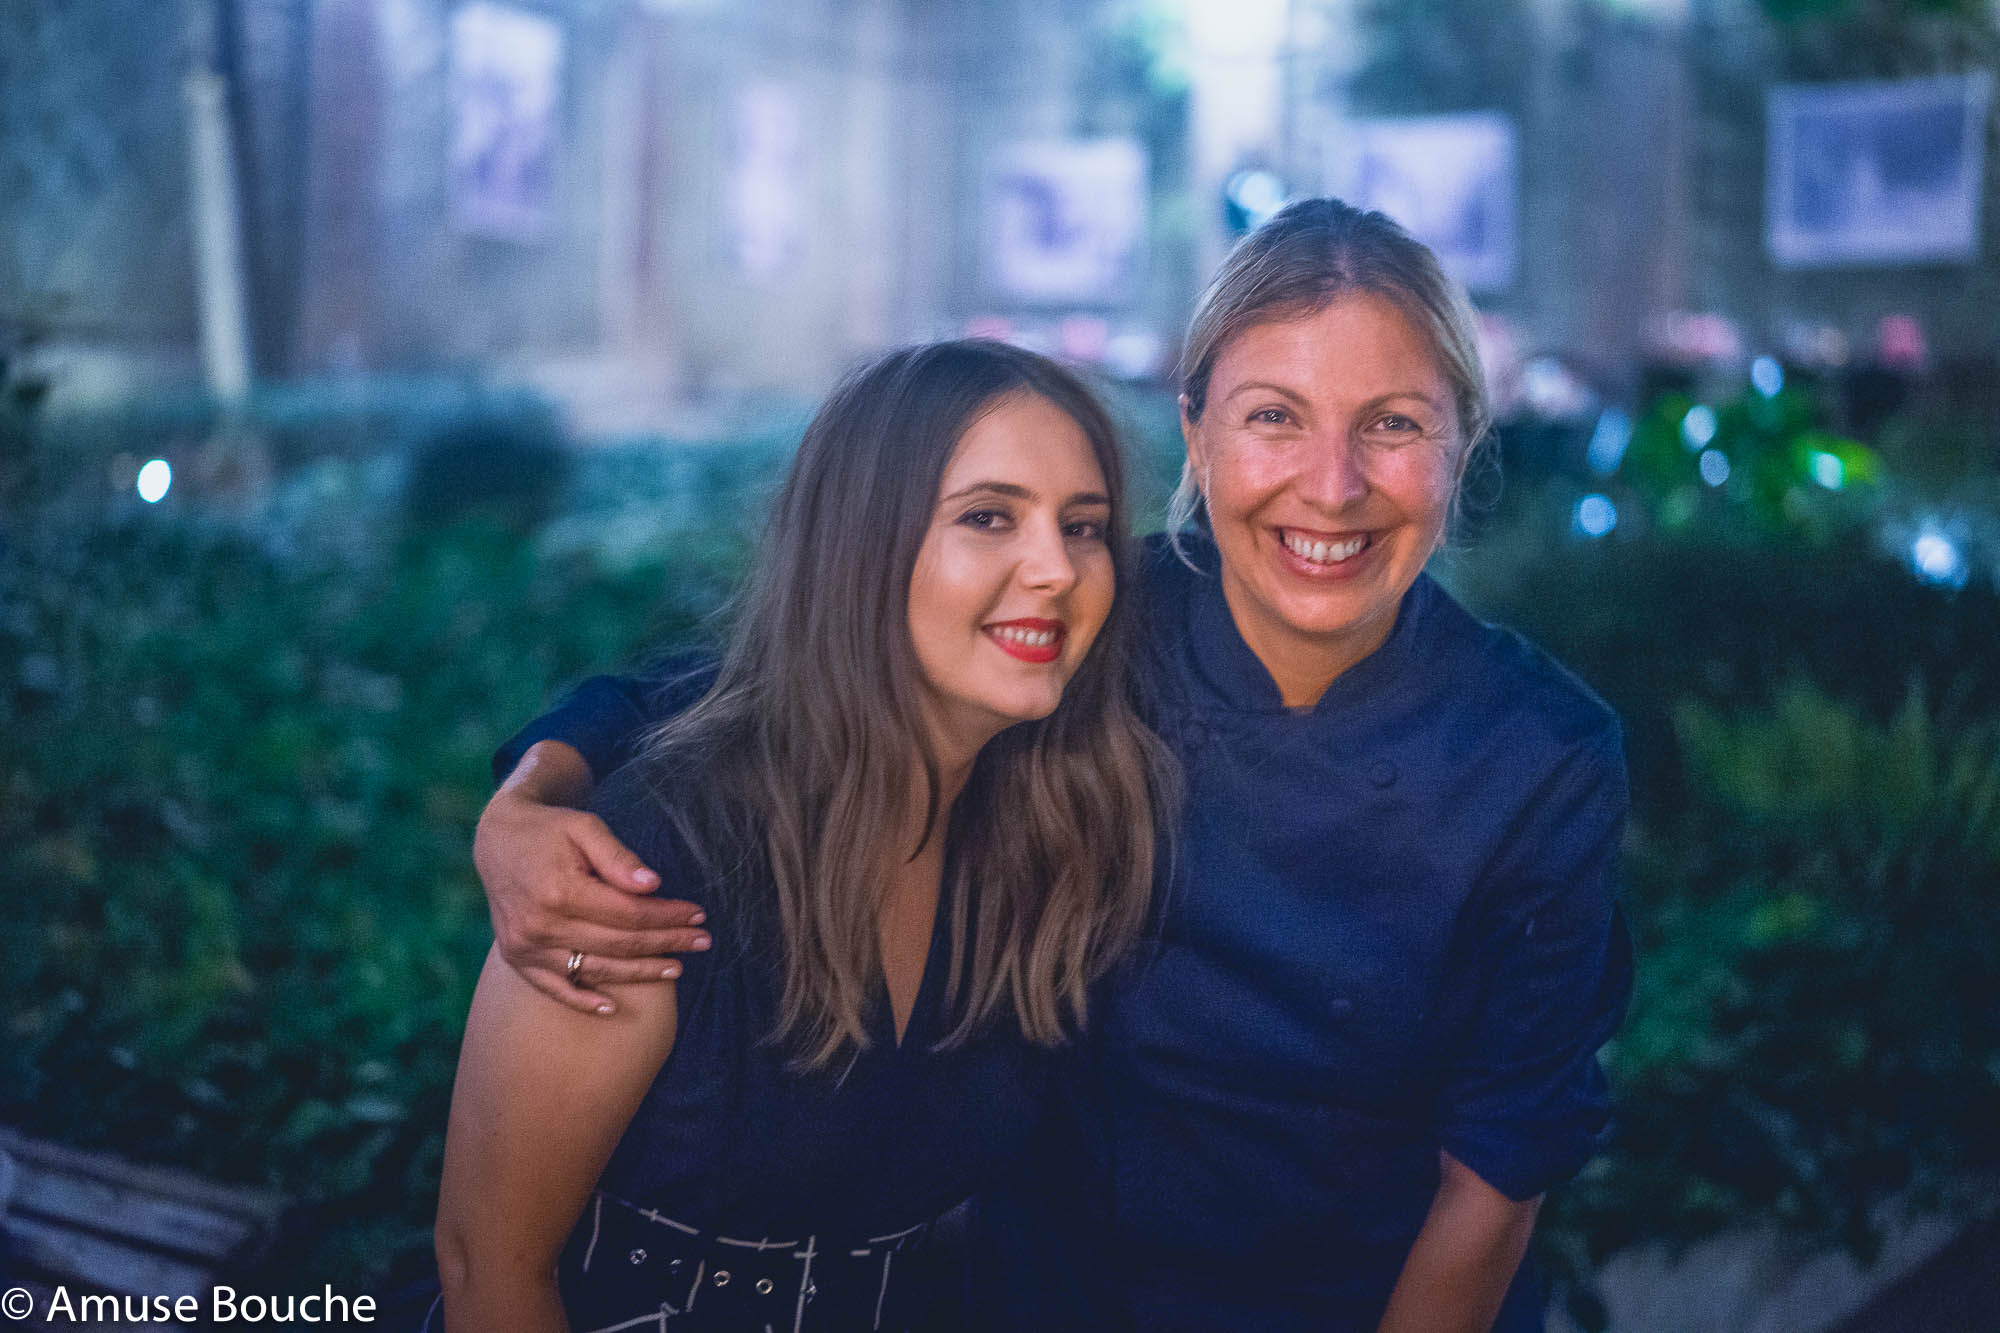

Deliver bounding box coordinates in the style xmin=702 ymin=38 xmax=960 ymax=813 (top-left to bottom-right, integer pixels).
xmin=1018 ymin=519 xmax=1080 ymax=593
xmin=1296 ymin=432 xmax=1369 ymax=509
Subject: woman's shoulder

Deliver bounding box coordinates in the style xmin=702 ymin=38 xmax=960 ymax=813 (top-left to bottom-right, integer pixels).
xmin=589 ymin=763 xmax=714 ymax=906
xmin=1419 ymin=580 xmax=1623 ymax=763
xmin=591 ymin=754 xmax=777 ymax=962
xmin=1139 ymin=530 xmax=1217 ymax=595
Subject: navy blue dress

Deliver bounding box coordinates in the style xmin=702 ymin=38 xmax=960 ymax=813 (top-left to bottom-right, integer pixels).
xmin=469 ymin=734 xmax=1055 ymax=1333
xmin=499 ymin=535 xmax=1633 ymax=1332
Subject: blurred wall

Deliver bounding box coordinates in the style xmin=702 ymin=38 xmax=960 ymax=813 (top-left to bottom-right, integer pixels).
xmin=0 ymin=2 xmax=204 ymax=393
xmin=1687 ymin=0 xmax=2000 ymax=368
xmin=1 ymin=0 xmax=1994 ymax=427
xmin=294 ymin=0 xmax=630 ymax=378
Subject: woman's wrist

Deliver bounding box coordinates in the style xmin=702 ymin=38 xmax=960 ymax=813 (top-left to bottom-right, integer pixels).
xmin=442 ymin=1277 xmax=568 ymax=1333
xmin=497 ymin=739 xmax=596 ymax=809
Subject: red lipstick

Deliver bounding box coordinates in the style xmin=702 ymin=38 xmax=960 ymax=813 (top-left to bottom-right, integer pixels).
xmin=984 ymin=618 xmax=1065 ymax=663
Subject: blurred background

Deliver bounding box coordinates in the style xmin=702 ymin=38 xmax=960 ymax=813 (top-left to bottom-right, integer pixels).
xmin=2 ymin=0 xmax=1997 ymax=1328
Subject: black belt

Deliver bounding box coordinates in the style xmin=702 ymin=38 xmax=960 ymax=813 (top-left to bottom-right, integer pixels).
xmin=557 ymin=1191 xmax=967 ymax=1332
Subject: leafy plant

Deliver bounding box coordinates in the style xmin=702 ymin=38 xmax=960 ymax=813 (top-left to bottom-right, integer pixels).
xmin=1544 ymin=681 xmax=2000 ymax=1324
xmin=0 ymin=428 xmax=746 ymax=1290
xmin=1616 ymin=381 xmax=1879 ymax=541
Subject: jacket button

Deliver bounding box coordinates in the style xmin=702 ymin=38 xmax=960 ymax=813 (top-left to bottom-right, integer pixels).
xmin=627 ymin=1249 xmax=646 ymax=1265
xmin=755 ymin=1278 xmax=775 ymax=1295
xmin=713 ymin=1270 xmax=731 ymax=1287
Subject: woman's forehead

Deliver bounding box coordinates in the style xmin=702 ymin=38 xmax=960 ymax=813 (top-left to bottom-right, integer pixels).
xmin=939 ymin=391 xmax=1107 ymax=495
xmin=1210 ymin=295 xmax=1450 ymax=397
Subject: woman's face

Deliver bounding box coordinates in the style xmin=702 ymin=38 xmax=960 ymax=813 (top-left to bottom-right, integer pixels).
xmin=1183 ymin=293 xmax=1465 ymax=705
xmin=908 ymin=391 xmax=1116 ymax=760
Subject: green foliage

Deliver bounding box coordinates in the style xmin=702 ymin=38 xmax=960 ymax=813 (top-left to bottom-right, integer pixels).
xmin=402 ymin=399 xmax=571 ymax=534
xmin=1448 ymin=501 xmax=2000 ymax=1327
xmin=0 ymin=433 xmax=751 ymax=1289
xmin=1090 ymin=0 xmax=1199 ymax=99
xmin=1758 ymin=0 xmax=1989 ymax=28
xmin=10 ymin=372 xmax=1998 ymax=1310
xmin=1576 ymin=684 xmax=2000 ymax=1258
xmin=1618 ymin=380 xmax=1880 ymax=541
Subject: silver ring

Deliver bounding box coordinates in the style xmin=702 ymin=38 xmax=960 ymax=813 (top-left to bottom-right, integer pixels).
xmin=565 ymin=949 xmax=585 ymax=986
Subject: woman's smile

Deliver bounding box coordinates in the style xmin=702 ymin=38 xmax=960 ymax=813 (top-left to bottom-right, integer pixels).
xmin=1275 ymin=526 xmax=1374 ymax=574
xmin=983 ymin=617 xmax=1067 ymax=662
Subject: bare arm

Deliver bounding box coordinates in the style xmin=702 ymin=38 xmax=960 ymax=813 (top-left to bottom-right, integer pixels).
xmin=476 ymin=739 xmax=711 ymax=1015
xmin=436 ymin=947 xmax=681 ymax=1332
xmin=1375 ymin=1152 xmax=1541 ymax=1333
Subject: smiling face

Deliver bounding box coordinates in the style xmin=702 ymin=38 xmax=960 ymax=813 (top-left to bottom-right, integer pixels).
xmin=1183 ymin=292 xmax=1466 ymax=707
xmin=907 ymin=391 xmax=1116 ymax=763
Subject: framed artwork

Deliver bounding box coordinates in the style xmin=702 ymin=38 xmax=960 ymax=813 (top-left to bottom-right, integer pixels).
xmin=984 ymin=139 xmax=1148 ymax=304
xmin=726 ymin=82 xmax=805 ymax=281
xmin=1329 ymin=112 xmax=1517 ymax=292
xmin=1767 ymin=73 xmax=1991 ymax=268
xmin=449 ymin=2 xmax=563 ymax=239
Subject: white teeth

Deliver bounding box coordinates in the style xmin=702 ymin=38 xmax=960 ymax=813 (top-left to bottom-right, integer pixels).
xmin=1282 ymin=530 xmax=1366 ymax=564
xmin=992 ymin=626 xmax=1057 ymax=646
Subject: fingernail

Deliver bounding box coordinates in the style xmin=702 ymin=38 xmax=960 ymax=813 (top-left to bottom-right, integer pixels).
xmin=633 ymin=868 xmax=658 ymax=887
xmin=662 ymin=962 xmax=682 ymax=979
xmin=692 ymin=934 xmax=711 ymax=951
xmin=596 ymin=1002 xmax=615 ymax=1016
xmin=689 ymin=910 xmax=706 ymax=925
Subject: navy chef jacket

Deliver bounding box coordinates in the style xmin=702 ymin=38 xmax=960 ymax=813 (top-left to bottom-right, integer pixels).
xmin=494 ymin=533 xmax=1634 ymax=1332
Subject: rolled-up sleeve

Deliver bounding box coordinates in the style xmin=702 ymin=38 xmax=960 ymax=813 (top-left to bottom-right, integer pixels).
xmin=1436 ymin=724 xmax=1634 ymax=1202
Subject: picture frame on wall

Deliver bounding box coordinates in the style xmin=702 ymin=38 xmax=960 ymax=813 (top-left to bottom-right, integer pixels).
xmin=725 ymin=81 xmax=806 ymax=283
xmin=1767 ymin=72 xmax=1992 ymax=269
xmin=983 ymin=138 xmax=1148 ymax=304
xmin=1327 ymin=111 xmax=1518 ymax=293
xmin=449 ymin=1 xmax=563 ymax=241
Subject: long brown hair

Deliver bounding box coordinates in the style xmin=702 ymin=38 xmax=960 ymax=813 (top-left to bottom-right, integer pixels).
xmin=637 ymin=340 xmax=1175 ymax=1070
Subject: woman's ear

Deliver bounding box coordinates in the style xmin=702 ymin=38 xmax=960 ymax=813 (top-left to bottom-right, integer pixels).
xmin=1452 ymin=421 xmax=1479 ymax=487
xmin=1179 ymin=395 xmax=1205 ymax=480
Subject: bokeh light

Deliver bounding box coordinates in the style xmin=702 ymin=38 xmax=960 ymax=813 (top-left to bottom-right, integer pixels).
xmin=1574 ymin=493 xmax=1618 ymax=538
xmin=136 ymin=459 xmax=172 ymax=504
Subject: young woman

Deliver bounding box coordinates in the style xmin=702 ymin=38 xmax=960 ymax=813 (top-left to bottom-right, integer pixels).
xmin=477 ymin=200 xmax=1632 ymax=1332
xmin=432 ymin=340 xmax=1174 ymax=1332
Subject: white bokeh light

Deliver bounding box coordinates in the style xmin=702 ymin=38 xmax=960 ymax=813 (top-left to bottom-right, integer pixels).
xmin=1681 ymin=405 xmax=1718 ymax=451
xmin=1750 ymin=355 xmax=1785 ymax=398
xmin=1586 ymin=409 xmax=1632 ymax=476
xmin=1911 ymin=528 xmax=1968 ymax=588
xmin=137 ymin=459 xmax=172 ymax=504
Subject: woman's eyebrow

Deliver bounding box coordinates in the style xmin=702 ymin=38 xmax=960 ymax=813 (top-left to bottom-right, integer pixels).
xmin=1361 ymin=390 xmax=1451 ymax=414
xmin=1220 ymin=380 xmax=1307 ymax=406
xmin=939 ymin=481 xmax=1111 ymax=506
xmin=940 ymin=480 xmax=1034 ymax=503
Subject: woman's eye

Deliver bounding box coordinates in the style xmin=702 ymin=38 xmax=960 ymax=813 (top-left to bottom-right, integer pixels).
xmin=1064 ymin=518 xmax=1108 ymax=541
xmin=1248 ymin=407 xmax=1290 ymax=426
xmin=1375 ymin=413 xmax=1421 ymax=434
xmin=958 ymin=507 xmax=1010 ymax=530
